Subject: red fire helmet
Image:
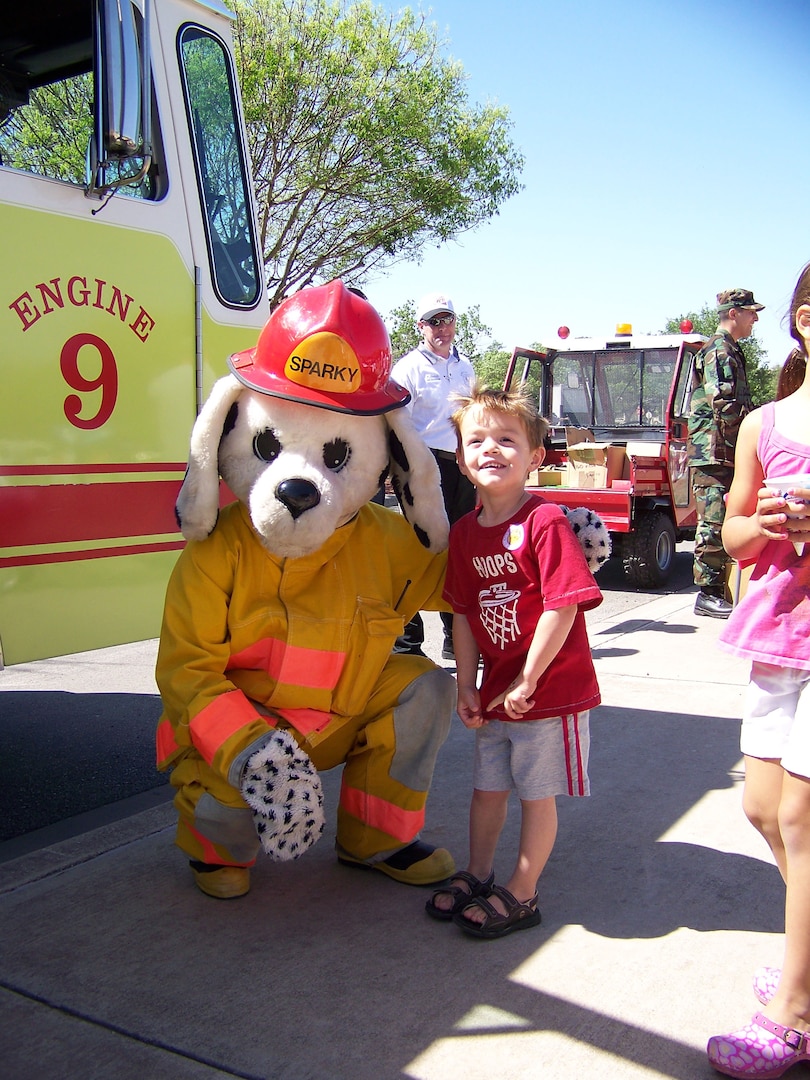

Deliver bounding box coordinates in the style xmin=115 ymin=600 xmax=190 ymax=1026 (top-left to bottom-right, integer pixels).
xmin=228 ymin=280 xmax=409 ymax=415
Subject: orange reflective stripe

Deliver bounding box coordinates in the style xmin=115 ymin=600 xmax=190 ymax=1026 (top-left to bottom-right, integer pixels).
xmin=339 ymin=782 xmax=424 ymax=843
xmin=228 ymin=637 xmax=343 ymax=690
xmin=189 ymin=690 xmax=260 ymax=765
xmin=188 ymin=824 xmax=226 ymax=864
xmin=187 ymin=823 xmax=255 ymax=868
xmin=155 ymin=718 xmax=180 ymax=765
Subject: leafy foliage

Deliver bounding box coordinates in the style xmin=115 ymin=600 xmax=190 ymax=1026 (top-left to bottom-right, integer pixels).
xmin=665 ymin=306 xmax=778 ymax=406
xmin=234 ymin=0 xmax=524 ymax=308
xmin=454 ymin=305 xmax=495 ymax=363
xmin=385 ymin=301 xmax=420 ymax=359
xmin=0 ymin=74 xmax=91 ymax=182
xmin=474 ymin=343 xmax=515 ymax=390
xmin=0 ymin=70 xmax=154 ymax=198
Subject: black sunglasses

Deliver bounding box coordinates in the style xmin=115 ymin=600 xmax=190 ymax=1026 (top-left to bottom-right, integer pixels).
xmin=423 ymin=313 xmax=455 ymax=327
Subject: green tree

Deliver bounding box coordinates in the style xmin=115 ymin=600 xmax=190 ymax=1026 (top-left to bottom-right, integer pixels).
xmin=385 ymin=301 xmax=420 ymax=359
xmin=0 ymin=73 xmax=91 ymax=182
xmin=454 ymin=305 xmax=494 ymax=363
xmin=665 ymin=306 xmax=778 ymax=406
xmin=473 ymin=342 xmax=512 ymax=388
xmin=0 ymin=70 xmax=153 ymax=198
xmin=234 ymin=0 xmax=524 ymax=308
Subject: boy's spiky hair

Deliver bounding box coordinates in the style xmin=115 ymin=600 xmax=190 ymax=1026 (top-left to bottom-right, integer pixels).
xmin=450 ymin=381 xmax=549 ymax=450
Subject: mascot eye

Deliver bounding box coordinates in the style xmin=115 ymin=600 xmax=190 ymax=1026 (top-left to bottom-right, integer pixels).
xmin=253 ymin=428 xmax=282 ymax=462
xmin=323 ymin=438 xmax=351 ymax=473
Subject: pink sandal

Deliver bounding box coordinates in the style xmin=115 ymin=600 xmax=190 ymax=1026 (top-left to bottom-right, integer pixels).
xmin=753 ymin=967 xmax=781 ymax=1006
xmin=707 ymin=1012 xmax=810 ymax=1077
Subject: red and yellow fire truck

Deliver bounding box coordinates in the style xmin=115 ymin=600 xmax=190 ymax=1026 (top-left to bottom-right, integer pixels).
xmin=505 ymin=325 xmax=706 ymax=588
xmin=0 ymin=0 xmax=268 ymax=664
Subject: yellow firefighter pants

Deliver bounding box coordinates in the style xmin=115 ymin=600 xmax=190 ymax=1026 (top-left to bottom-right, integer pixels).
xmin=169 ymin=657 xmax=454 ymax=866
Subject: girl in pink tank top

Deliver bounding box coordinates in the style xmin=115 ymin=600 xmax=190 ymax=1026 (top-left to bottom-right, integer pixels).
xmin=708 ymin=263 xmax=810 ymax=1078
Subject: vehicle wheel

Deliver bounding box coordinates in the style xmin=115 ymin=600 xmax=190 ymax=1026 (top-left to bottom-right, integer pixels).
xmin=621 ymin=511 xmax=676 ymax=587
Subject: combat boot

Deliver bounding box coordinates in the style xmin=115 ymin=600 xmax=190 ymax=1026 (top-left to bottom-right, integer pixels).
xmin=694 ymin=587 xmax=732 ymax=619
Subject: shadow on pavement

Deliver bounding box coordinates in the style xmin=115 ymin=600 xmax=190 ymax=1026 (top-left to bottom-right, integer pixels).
xmin=0 ymin=691 xmax=167 ymax=843
xmin=0 ymin=698 xmax=786 ymax=1079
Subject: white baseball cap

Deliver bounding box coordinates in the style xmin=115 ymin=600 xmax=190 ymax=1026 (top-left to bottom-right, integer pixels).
xmin=417 ymin=292 xmax=455 ymax=322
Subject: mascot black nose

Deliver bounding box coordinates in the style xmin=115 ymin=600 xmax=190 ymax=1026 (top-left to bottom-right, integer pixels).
xmin=276 ymin=478 xmax=321 ymax=520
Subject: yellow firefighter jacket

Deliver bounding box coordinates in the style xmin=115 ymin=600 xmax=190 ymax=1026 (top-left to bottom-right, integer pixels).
xmin=156 ymin=500 xmax=448 ymax=787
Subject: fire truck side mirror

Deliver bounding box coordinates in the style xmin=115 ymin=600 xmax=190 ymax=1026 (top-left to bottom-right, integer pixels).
xmin=88 ymin=0 xmax=153 ymax=196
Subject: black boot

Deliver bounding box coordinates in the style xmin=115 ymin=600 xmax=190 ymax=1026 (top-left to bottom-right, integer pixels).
xmin=694 ymin=586 xmax=732 ymax=619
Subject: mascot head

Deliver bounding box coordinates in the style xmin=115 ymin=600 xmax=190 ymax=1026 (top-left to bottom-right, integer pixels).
xmin=176 ymin=281 xmax=449 ymax=558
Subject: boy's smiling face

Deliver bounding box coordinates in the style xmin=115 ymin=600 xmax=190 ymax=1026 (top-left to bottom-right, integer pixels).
xmin=457 ymin=406 xmax=545 ymax=496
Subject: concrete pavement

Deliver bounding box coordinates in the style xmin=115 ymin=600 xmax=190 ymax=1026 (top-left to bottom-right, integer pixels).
xmin=0 ymin=587 xmax=794 ymax=1079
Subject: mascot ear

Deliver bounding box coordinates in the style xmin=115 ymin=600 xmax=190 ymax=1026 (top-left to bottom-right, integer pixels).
xmin=176 ymin=375 xmax=243 ymax=541
xmin=385 ymin=407 xmax=450 ymax=553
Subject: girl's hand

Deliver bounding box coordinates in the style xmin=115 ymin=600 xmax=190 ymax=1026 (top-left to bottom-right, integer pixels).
xmin=755 ymin=485 xmax=791 ymax=541
xmin=457 ymin=686 xmax=486 ymax=729
xmin=781 ymin=485 xmax=810 ymax=546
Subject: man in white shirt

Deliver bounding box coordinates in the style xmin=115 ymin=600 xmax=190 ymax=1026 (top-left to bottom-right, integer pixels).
xmin=391 ymin=292 xmax=477 ymax=659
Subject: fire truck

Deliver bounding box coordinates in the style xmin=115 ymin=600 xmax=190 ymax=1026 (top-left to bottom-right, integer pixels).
xmin=504 ymin=326 xmax=705 ymax=588
xmin=0 ymin=0 xmax=268 ymax=665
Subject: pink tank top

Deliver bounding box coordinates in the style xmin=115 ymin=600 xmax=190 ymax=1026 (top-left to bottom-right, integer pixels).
xmin=718 ymin=402 xmax=810 ymax=671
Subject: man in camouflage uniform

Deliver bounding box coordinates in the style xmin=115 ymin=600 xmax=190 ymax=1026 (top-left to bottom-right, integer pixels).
xmin=688 ymin=288 xmax=764 ymax=618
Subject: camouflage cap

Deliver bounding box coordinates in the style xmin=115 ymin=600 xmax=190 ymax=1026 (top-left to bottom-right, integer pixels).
xmin=717 ymin=288 xmax=764 ymax=312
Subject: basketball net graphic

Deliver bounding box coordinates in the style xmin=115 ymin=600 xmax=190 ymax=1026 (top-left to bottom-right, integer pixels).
xmin=478 ymin=582 xmax=521 ymax=649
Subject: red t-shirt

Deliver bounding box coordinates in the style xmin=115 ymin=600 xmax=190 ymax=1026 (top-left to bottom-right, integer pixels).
xmin=443 ymin=495 xmax=602 ymax=721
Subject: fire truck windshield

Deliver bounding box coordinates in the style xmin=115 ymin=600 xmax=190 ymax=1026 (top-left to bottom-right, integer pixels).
xmin=552 ymin=347 xmax=678 ymax=430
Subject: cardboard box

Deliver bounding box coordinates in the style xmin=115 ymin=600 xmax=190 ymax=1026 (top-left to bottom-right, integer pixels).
xmin=565 ymin=427 xmax=594 ymax=448
xmin=566 ymin=463 xmax=608 ymax=488
xmin=607 ymin=444 xmax=629 ymax=480
xmin=527 ymin=467 xmax=565 ymax=487
xmin=726 ymin=559 xmax=755 ymax=605
xmin=625 ymin=440 xmax=664 ymax=460
xmin=567 ymin=441 xmax=610 ymax=466
xmin=565 ymin=428 xmax=627 ymax=485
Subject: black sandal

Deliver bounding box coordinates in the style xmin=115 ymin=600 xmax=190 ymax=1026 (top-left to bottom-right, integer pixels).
xmin=453 ymin=884 xmax=541 ymax=939
xmin=425 ymin=869 xmax=495 ymax=921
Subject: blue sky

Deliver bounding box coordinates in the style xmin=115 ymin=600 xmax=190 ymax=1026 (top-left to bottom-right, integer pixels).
xmin=365 ymin=0 xmax=809 ymax=365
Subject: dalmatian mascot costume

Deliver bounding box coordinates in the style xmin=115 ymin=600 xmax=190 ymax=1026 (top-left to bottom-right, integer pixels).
xmin=156 ymin=281 xmax=457 ymax=899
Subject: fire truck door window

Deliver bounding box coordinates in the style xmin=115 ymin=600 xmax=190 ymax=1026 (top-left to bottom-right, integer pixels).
xmin=553 ymin=353 xmax=593 ymax=426
xmin=179 ymin=26 xmax=260 ymax=308
xmin=672 ymin=348 xmax=696 ymax=420
xmin=0 ymin=2 xmax=161 ymax=200
xmin=642 ymin=350 xmax=674 ymax=427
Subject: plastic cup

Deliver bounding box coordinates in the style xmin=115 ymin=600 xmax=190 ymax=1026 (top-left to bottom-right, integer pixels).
xmin=762 ymin=474 xmax=810 ymax=555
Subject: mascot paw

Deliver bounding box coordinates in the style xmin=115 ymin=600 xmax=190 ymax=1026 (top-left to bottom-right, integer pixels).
xmin=241 ymin=730 xmax=325 ymax=861
xmin=560 ymin=505 xmax=612 ymax=573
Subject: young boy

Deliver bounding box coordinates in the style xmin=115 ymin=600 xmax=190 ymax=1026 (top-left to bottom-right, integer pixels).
xmin=425 ymin=385 xmax=602 ymax=939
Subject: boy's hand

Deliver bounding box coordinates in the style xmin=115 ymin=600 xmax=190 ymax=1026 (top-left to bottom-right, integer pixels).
xmin=487 ymin=678 xmax=536 ymax=719
xmin=457 ymin=685 xmax=486 ymax=728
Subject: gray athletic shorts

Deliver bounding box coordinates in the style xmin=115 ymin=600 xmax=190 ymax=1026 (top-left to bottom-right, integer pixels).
xmin=473 ymin=712 xmax=591 ymax=800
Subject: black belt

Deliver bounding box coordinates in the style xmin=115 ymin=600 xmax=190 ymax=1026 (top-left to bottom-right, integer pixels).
xmin=432 ymin=448 xmax=457 ymax=462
